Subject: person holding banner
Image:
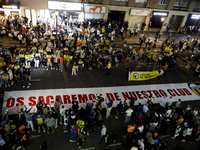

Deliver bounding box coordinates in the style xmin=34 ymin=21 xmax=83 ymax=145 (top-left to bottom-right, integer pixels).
xmin=35 ymin=112 xmax=45 ymax=133
xmin=105 ymin=98 xmax=113 ymax=119
xmin=25 ymin=107 xmax=36 ymax=132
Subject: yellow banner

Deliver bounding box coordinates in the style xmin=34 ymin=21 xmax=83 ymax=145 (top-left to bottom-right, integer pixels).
xmin=129 ymin=71 xmax=159 ymax=81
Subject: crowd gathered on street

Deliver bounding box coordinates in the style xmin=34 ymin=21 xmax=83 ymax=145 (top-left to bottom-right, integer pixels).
xmin=0 ymin=16 xmax=200 ymax=88
xmin=0 ymin=15 xmax=200 ymax=150
xmin=1 ymin=94 xmax=200 ymax=150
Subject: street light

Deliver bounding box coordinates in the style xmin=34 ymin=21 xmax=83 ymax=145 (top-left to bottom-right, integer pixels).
xmin=55 ymin=11 xmax=59 ymax=37
xmin=160 ymin=17 xmax=164 ymax=29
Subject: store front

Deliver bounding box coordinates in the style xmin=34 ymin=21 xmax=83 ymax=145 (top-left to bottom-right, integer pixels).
xmin=0 ymin=4 xmax=20 ymax=18
xmin=168 ymin=15 xmax=184 ymax=31
xmin=150 ymin=11 xmax=169 ymax=28
xmin=129 ymin=9 xmax=149 ymax=30
xmin=107 ymin=11 xmax=125 ymax=25
xmin=185 ymin=14 xmax=200 ymax=27
xmin=47 ymin=1 xmax=84 ymax=26
xmin=84 ymin=5 xmax=106 ymax=20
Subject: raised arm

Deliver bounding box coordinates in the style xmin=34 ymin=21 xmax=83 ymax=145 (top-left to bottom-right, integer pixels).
xmin=16 ymin=106 xmax=19 ymax=112
xmin=27 ymin=106 xmax=33 ymax=112
xmin=105 ymin=97 xmax=108 ymax=104
xmin=24 ymin=105 xmax=27 ymax=111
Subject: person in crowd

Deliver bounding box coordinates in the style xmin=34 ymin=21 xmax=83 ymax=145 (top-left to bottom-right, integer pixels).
xmin=35 ymin=112 xmax=45 ymax=133
xmin=40 ymin=141 xmax=48 ymax=150
xmin=94 ymin=115 xmax=103 ymax=134
xmin=105 ymin=98 xmax=113 ymax=119
xmin=69 ymin=125 xmax=78 ymax=142
xmin=54 ymin=98 xmax=61 ymax=113
xmin=44 ymin=114 xmax=55 ymax=134
xmin=125 ymin=106 xmax=133 ymax=124
xmin=36 ymin=100 xmax=44 ymax=115
xmin=99 ymin=124 xmax=107 ymax=144
xmin=106 ymin=131 xmax=116 ymax=148
xmin=77 ymin=132 xmax=85 ymax=148
xmin=59 ymin=105 xmax=66 ymax=124
xmin=72 ymin=97 xmax=79 ymax=114
xmin=63 ymin=114 xmax=69 ymax=133
xmin=25 ymin=107 xmax=36 ymax=132
xmin=115 ymin=101 xmax=123 ymax=119
xmin=22 ymin=128 xmax=30 ymax=149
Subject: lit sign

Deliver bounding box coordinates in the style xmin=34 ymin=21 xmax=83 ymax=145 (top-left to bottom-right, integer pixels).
xmin=48 ymin=1 xmax=83 ymax=11
xmin=191 ymin=14 xmax=200 ymax=19
xmin=135 ymin=0 xmax=147 ymax=3
xmin=153 ymin=12 xmax=168 ymax=16
xmin=2 ymin=5 xmax=18 ymax=9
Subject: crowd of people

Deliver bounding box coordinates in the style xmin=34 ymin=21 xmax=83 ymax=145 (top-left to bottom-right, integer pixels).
xmin=0 ymin=94 xmax=200 ymax=150
xmin=0 ymin=15 xmax=200 ymax=88
xmin=0 ymin=15 xmax=200 ymax=150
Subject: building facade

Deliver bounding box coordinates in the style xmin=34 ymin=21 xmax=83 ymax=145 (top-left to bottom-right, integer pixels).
xmin=0 ymin=0 xmax=200 ymax=31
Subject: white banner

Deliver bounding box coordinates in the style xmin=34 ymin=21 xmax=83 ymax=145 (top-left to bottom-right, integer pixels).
xmin=85 ymin=6 xmax=106 ymax=13
xmin=3 ymin=83 xmax=200 ymax=114
xmin=130 ymin=9 xmax=149 ymax=16
xmin=48 ymin=1 xmax=83 ymax=11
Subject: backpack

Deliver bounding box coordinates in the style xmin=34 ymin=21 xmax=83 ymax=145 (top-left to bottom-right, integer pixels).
xmin=43 ymin=107 xmax=48 ymax=115
xmin=74 ymin=128 xmax=78 ymax=135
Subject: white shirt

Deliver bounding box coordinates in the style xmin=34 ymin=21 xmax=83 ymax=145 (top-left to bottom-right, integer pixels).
xmin=101 ymin=127 xmax=106 ymax=135
xmin=97 ymin=30 xmax=100 ymax=35
xmin=175 ymin=101 xmax=181 ymax=108
xmin=193 ymin=110 xmax=198 ymax=117
xmin=160 ymin=98 xmax=167 ymax=107
xmin=130 ymin=28 xmax=133 ymax=33
xmin=166 ymin=109 xmax=172 ymax=117
xmin=186 ymin=128 xmax=193 ymax=135
xmin=60 ymin=108 xmax=66 ymax=116
xmin=142 ymin=105 xmax=149 ymax=113
xmin=167 ymin=98 xmax=173 ymax=106
xmin=131 ymin=147 xmax=138 ymax=150
xmin=91 ymin=28 xmax=95 ymax=33
xmin=138 ymin=126 xmax=144 ymax=133
xmin=18 ymin=34 xmax=22 ymax=40
xmin=137 ymin=140 xmax=144 ymax=150
xmin=126 ymin=109 xmax=133 ymax=116
xmin=63 ymin=116 xmax=68 ymax=125
xmin=112 ymin=31 xmax=115 ymax=35
xmin=175 ymin=127 xmax=181 ymax=135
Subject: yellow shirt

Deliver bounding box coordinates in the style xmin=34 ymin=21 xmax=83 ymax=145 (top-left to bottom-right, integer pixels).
xmin=107 ymin=63 xmax=111 ymax=69
xmin=177 ymin=118 xmax=184 ymax=125
xmin=14 ymin=65 xmax=20 ymax=70
xmin=2 ymin=75 xmax=8 ymax=80
xmin=73 ymin=66 xmax=78 ymax=69
xmin=152 ymin=53 xmax=157 ymax=60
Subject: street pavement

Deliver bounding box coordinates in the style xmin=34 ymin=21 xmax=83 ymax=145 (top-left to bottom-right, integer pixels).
xmin=1 ymin=31 xmax=200 ymax=150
